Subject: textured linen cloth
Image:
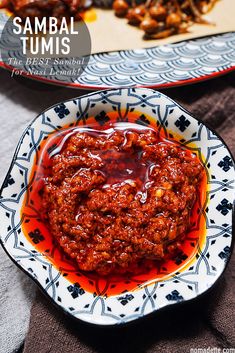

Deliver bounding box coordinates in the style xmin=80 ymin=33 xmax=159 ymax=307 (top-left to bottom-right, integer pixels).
xmin=0 ymin=70 xmax=234 ymax=353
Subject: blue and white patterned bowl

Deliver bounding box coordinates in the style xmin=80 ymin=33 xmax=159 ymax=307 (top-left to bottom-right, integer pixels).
xmin=0 ymin=88 xmax=234 ymax=325
xmin=0 ymin=9 xmax=235 ymax=89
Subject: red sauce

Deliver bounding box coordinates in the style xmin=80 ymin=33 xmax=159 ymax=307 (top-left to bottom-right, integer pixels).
xmin=21 ymin=112 xmax=206 ymax=296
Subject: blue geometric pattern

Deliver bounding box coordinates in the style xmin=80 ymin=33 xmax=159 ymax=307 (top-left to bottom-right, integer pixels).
xmin=67 ymin=283 xmax=85 ymax=299
xmin=0 ymin=10 xmax=234 ymax=88
xmin=218 ymin=156 xmax=233 ymax=172
xmin=0 ymin=88 xmax=234 ymax=325
xmin=54 ymin=104 xmax=70 ymax=119
xmin=175 ymin=115 xmax=191 ymax=132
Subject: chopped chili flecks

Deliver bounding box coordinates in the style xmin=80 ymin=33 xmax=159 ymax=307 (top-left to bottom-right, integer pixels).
xmin=41 ymin=124 xmax=204 ymax=275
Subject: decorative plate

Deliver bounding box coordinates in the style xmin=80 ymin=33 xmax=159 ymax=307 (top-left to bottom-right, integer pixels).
xmin=0 ymin=9 xmax=234 ymax=89
xmin=0 ymin=88 xmax=234 ymax=325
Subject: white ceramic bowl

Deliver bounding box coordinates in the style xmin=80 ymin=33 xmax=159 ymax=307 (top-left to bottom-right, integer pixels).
xmin=0 ymin=88 xmax=234 ymax=325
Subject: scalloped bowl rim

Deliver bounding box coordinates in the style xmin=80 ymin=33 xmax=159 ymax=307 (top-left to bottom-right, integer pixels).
xmin=0 ymin=88 xmax=234 ymax=326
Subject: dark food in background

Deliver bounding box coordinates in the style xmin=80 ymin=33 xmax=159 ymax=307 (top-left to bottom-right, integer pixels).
xmin=113 ymin=0 xmax=218 ymax=39
xmin=0 ymin=0 xmax=87 ymax=21
xmin=0 ymin=0 xmax=219 ymax=39
xmin=41 ymin=127 xmax=204 ymax=275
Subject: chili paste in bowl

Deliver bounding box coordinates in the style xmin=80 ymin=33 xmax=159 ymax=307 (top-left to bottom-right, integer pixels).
xmin=0 ymin=88 xmax=234 ymax=325
xmin=39 ymin=124 xmax=204 ymax=275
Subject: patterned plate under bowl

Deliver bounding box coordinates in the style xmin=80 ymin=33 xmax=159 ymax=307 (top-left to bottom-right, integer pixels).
xmin=0 ymin=88 xmax=234 ymax=325
xmin=0 ymin=9 xmax=235 ymax=89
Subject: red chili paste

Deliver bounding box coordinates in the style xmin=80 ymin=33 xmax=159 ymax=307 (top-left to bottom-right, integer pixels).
xmin=40 ymin=124 xmax=204 ymax=275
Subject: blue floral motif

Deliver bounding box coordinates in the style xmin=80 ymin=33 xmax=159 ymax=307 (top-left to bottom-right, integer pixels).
xmin=95 ymin=111 xmax=110 ymax=126
xmin=54 ymin=103 xmax=70 ymax=119
xmin=166 ymin=290 xmax=183 ymax=302
xmin=218 ymin=246 xmax=230 ymax=261
xmin=67 ymin=283 xmax=85 ymax=299
xmin=218 ymin=156 xmax=233 ymax=172
xmin=28 ymin=229 xmax=44 ymax=244
xmin=174 ymin=115 xmax=191 ymax=132
xmin=216 ymin=198 xmax=232 ymax=216
xmin=117 ymin=294 xmax=134 ymax=306
xmin=174 ymin=251 xmax=188 ymax=265
xmin=2 ymin=174 xmax=15 ymax=189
